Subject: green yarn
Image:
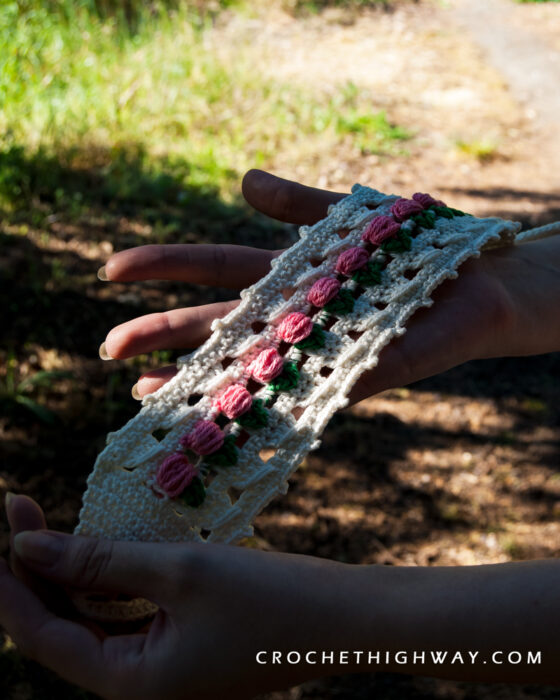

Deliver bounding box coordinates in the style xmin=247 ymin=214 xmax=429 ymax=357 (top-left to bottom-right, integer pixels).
xmin=236 ymin=398 xmax=268 ymax=429
xmin=431 ymin=205 xmax=454 ymax=220
xmin=180 ymin=476 xmax=206 ymax=508
xmin=411 ymin=210 xmax=436 ymax=229
xmin=294 ymin=324 xmax=326 ymax=350
xmin=268 ymin=361 xmax=299 ymax=393
xmin=352 ymin=261 xmax=382 ymax=287
xmin=449 ymin=207 xmax=467 ymax=217
xmin=203 ymin=434 xmax=238 ymax=467
xmin=324 ymin=289 xmax=355 ymax=316
xmin=382 ymin=232 xmax=412 ymax=253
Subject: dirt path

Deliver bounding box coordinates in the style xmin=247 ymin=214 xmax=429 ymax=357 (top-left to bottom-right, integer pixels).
xmin=452 ymin=0 xmax=560 ymax=187
xmin=217 ymin=0 xmax=560 ymax=225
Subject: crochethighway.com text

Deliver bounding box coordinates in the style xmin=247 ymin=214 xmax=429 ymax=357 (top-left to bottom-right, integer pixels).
xmin=255 ymin=650 xmax=542 ymax=666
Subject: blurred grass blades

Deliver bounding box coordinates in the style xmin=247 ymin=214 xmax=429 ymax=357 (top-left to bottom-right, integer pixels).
xmin=0 ymin=3 xmax=410 ymax=218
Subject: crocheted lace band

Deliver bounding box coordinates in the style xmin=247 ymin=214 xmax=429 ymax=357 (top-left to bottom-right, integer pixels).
xmin=72 ymin=184 xmax=559 ymax=620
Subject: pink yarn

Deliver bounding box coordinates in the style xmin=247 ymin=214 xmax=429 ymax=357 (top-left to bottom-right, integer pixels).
xmin=390 ymin=198 xmax=424 ymax=222
xmin=250 ymin=347 xmax=284 ymax=383
xmin=156 ymin=453 xmax=197 ymax=498
xmin=335 ymin=247 xmax=370 ymax=276
xmin=277 ymin=312 xmax=313 ymax=344
xmin=361 ymin=216 xmax=401 ymax=245
xmin=307 ymin=277 xmax=341 ymax=307
xmin=180 ymin=420 xmax=224 ymax=455
xmin=215 ymin=384 xmax=253 ymax=419
xmin=412 ymin=192 xmax=446 ymax=209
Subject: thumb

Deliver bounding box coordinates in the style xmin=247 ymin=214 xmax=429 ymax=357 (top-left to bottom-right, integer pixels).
xmin=13 ymin=530 xmax=187 ymax=605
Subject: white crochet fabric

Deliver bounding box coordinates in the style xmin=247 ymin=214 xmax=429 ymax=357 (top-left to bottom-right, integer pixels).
xmin=72 ymin=184 xmax=558 ymax=620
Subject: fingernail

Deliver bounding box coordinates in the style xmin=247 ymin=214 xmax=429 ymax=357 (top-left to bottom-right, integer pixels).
xmin=99 ymin=342 xmax=112 ymax=360
xmin=97 ymin=265 xmax=109 ymax=281
xmin=14 ymin=531 xmax=63 ymax=566
xmin=131 ymin=383 xmax=141 ymax=400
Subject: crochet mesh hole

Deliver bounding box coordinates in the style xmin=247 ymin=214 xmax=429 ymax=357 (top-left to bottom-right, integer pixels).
xmin=277 ymin=340 xmax=291 ymax=357
xmin=152 ymin=428 xmax=171 ymax=442
xmin=251 ymin=321 xmax=266 ymax=334
xmin=309 ymin=258 xmax=322 ymax=268
xmin=321 ymin=316 xmax=337 ymax=332
xmin=320 ymin=366 xmax=333 ymax=378
xmin=235 ymin=430 xmax=251 ymax=448
xmin=228 ymin=486 xmax=243 ymax=504
xmin=187 ymin=393 xmax=203 ymax=406
xmin=281 ymin=287 xmax=295 ymax=300
xmin=200 ymin=529 xmax=211 ymax=540
xmin=337 ymin=227 xmax=350 ymax=239
xmin=259 ymin=448 xmax=276 ymax=463
xmin=376 ymin=301 xmax=388 ymax=311
xmin=246 ymin=378 xmax=261 ymax=394
xmin=291 ymin=406 xmax=304 ymax=420
xmin=348 ymin=330 xmax=362 ymax=341
xmin=403 ymin=268 xmax=417 ymax=280
xmin=221 ymin=357 xmax=234 ymax=370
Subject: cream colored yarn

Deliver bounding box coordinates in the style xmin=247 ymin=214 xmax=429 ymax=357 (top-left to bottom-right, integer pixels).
xmin=72 ymin=184 xmax=558 ymax=620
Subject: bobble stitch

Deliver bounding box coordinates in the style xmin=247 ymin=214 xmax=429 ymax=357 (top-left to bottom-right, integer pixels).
xmin=335 ymin=247 xmax=370 ymax=276
xmin=215 ymin=384 xmax=252 ymax=419
xmin=307 ymin=277 xmax=341 ymax=307
xmin=361 ymin=216 xmax=401 ymax=245
xmin=156 ymin=454 xmax=197 ymax=498
xmin=277 ymin=312 xmax=313 ymax=344
xmin=181 ymin=420 xmax=224 ymax=455
xmin=390 ymin=198 xmax=424 ymax=222
xmin=250 ymin=348 xmax=284 ymax=383
xmin=412 ymin=192 xmax=446 ymax=209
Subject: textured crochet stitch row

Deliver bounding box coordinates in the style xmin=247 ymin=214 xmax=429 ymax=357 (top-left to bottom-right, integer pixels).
xmin=75 ymin=184 xmax=524 ymax=566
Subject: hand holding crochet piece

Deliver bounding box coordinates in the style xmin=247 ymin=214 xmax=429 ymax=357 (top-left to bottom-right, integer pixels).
xmin=75 ymin=171 xmax=560 ymax=620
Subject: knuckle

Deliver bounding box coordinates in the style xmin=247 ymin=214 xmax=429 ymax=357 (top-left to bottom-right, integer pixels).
xmin=71 ymin=538 xmax=114 ymax=589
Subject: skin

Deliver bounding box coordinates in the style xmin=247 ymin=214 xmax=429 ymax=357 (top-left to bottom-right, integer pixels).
xmin=1 ymin=170 xmax=560 ymax=699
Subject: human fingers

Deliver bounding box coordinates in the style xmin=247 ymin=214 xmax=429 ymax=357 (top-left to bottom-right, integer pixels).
xmin=6 ymin=493 xmax=46 ymax=581
xmin=242 ymin=169 xmax=347 ymax=225
xmin=0 ymin=558 xmax=109 ymax=695
xmin=132 ymin=366 xmax=177 ymax=399
xmin=99 ymin=243 xmax=278 ymax=289
xmin=12 ymin=531 xmax=198 ymax=609
xmin=102 ymin=300 xmax=239 ymax=360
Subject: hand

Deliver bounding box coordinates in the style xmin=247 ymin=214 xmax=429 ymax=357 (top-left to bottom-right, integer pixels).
xmin=1 ymin=494 xmax=364 ymax=700
xmin=99 ymin=169 xmax=545 ymax=406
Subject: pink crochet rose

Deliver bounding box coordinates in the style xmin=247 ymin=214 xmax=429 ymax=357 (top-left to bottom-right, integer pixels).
xmin=335 ymin=247 xmax=370 ymax=276
xmin=307 ymin=277 xmax=341 ymax=307
xmin=250 ymin=348 xmax=284 ymax=383
xmin=390 ymin=198 xmax=424 ymax=222
xmin=412 ymin=192 xmax=446 ymax=209
xmin=361 ymin=216 xmax=401 ymax=245
xmin=277 ymin=312 xmax=313 ymax=344
xmin=156 ymin=453 xmax=197 ymax=498
xmin=180 ymin=420 xmax=224 ymax=455
xmin=215 ymin=384 xmax=253 ymax=420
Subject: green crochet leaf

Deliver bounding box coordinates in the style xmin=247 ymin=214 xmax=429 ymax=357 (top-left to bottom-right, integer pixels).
xmin=203 ymin=434 xmax=238 ymax=467
xmin=294 ymin=324 xmax=325 ymax=350
xmin=381 ymin=232 xmax=412 ymax=253
xmin=449 ymin=207 xmax=467 ymax=217
xmin=411 ymin=210 xmax=436 ymax=229
xmin=236 ymin=398 xmax=268 ymax=429
xmin=352 ymin=261 xmax=382 ymax=287
xmin=268 ymin=361 xmax=299 ymax=393
xmin=323 ymin=289 xmax=355 ymax=316
xmin=431 ymin=205 xmax=454 ymax=220
xmin=180 ymin=476 xmax=206 ymax=508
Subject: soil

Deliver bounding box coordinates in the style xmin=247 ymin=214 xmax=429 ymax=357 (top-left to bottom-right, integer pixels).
xmin=1 ymin=1 xmax=560 ymax=699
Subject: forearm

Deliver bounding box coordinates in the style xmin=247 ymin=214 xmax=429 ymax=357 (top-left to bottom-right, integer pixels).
xmin=339 ymin=559 xmax=560 ymax=684
xmin=487 ymin=235 xmax=560 ymax=357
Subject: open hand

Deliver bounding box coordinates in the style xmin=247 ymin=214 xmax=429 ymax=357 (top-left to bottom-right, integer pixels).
xmin=98 ymin=169 xmax=521 ymax=405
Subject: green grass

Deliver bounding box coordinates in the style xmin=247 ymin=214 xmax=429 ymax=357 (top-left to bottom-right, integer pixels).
xmin=0 ymin=1 xmax=410 ymax=222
